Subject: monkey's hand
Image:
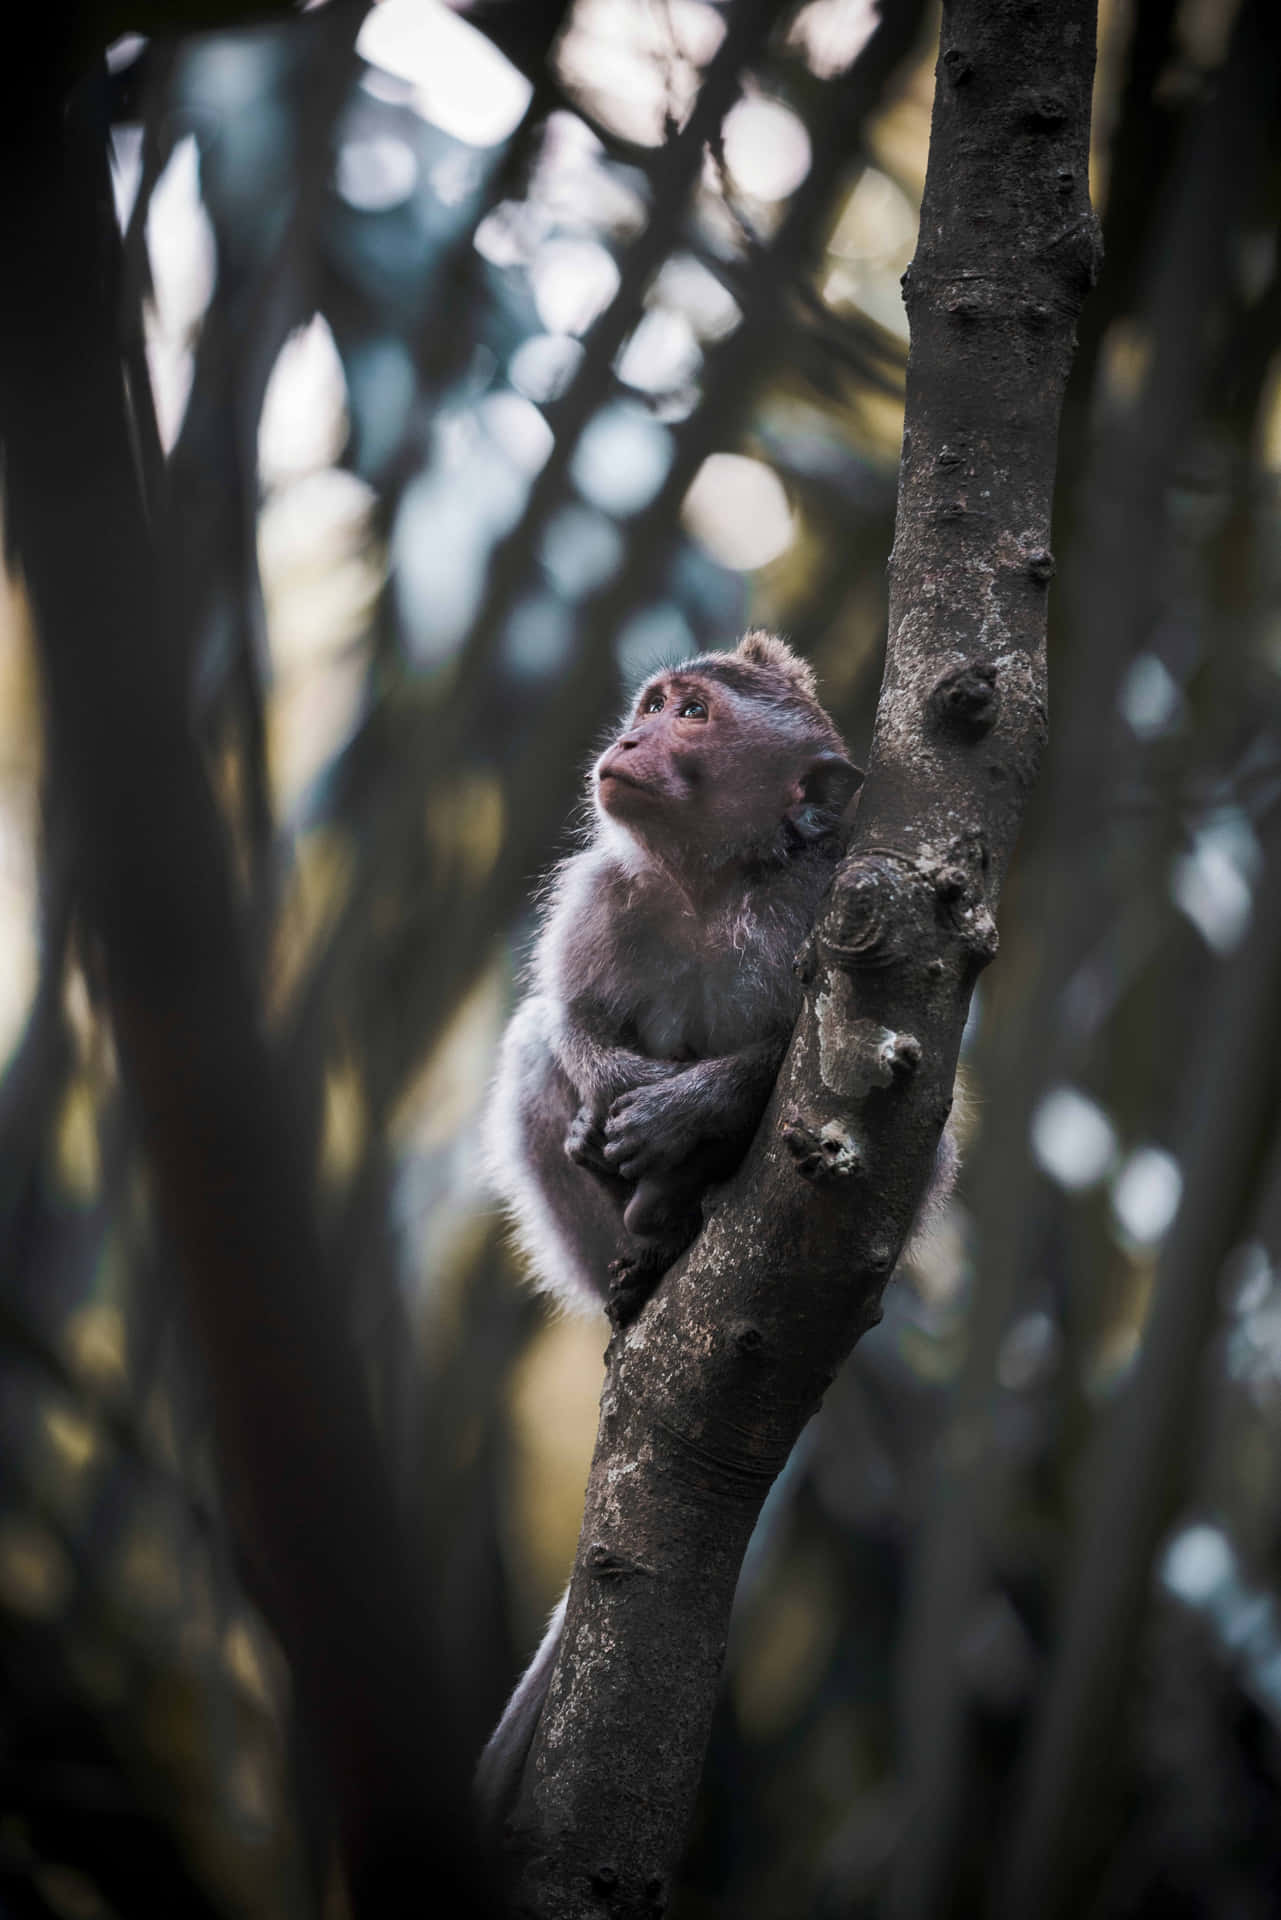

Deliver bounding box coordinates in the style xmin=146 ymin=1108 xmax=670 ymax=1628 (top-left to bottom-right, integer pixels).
xmin=601 ymin=1073 xmax=714 ymax=1181
xmin=564 ymin=1102 xmax=612 ymax=1176
xmin=564 ymin=1063 xmax=681 ymax=1174
xmin=603 ymin=1044 xmax=782 ymax=1181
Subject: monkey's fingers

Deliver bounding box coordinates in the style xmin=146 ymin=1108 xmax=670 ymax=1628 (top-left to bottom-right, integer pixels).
xmin=603 ymin=1148 xmax=647 ymax=1181
xmin=567 ymin=1135 xmax=612 ymax=1175
xmin=605 ymin=1260 xmax=650 ymax=1328
xmin=564 ymin=1106 xmax=612 ymax=1174
xmin=605 ymin=1089 xmax=676 ymax=1169
xmin=606 ymin=1112 xmax=697 ymax=1179
xmin=605 ymin=1246 xmax=669 ymax=1327
xmin=602 ymin=1127 xmax=668 ymax=1180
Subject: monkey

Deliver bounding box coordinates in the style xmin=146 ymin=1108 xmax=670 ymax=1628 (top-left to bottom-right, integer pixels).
xmin=477 ymin=630 xmax=958 ymax=1821
xmin=484 ymin=628 xmax=864 ymax=1327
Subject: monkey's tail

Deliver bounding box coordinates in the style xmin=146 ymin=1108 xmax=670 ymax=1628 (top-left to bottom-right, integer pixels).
xmin=474 ymin=1589 xmax=568 ymax=1828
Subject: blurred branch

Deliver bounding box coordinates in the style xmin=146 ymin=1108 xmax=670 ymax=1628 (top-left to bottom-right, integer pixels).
xmin=1050 ymin=0 xmax=1281 ymax=952
xmin=0 ymin=38 xmax=496 ymax=1918
xmin=997 ymin=817 xmax=1281 ymax=1920
xmin=454 ymin=0 xmax=788 ymax=698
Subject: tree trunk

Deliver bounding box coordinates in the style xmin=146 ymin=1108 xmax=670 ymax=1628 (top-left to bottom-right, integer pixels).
xmin=506 ymin=3 xmax=1101 ymax=1913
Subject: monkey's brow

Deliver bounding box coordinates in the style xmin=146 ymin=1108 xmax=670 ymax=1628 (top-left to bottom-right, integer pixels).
xmin=637 ymin=672 xmax=711 ymax=705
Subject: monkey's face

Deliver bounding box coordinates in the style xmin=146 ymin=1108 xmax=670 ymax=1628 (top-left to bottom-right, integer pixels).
xmin=594 ymin=671 xmax=852 ymax=867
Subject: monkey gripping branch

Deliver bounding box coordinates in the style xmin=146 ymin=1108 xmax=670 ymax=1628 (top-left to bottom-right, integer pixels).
xmin=506 ymin=4 xmax=1102 ymax=1913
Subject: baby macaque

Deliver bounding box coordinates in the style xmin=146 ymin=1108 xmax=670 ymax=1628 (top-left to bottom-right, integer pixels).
xmin=479 ymin=630 xmax=960 ymax=1821
xmin=478 ymin=631 xmax=859 ymax=1820
xmin=485 ymin=629 xmax=862 ymax=1326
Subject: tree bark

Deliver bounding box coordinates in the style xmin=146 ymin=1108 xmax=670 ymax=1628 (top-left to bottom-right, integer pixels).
xmin=506 ymin=3 xmax=1101 ymax=1913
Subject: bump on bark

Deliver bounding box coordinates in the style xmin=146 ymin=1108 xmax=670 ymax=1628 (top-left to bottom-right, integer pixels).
xmin=947 ymin=294 xmax=983 ymax=322
xmin=1015 ymin=87 xmax=1068 ymax=129
xmin=781 ymin=1111 xmax=863 ymax=1184
xmin=890 ymin=1032 xmax=922 ymax=1075
xmin=822 ymin=858 xmax=907 ymax=968
xmin=927 ymin=659 xmax=1000 ymax=739
xmin=957 ymin=903 xmax=1000 ymax=968
xmin=586 ymin=1545 xmax=653 ymax=1581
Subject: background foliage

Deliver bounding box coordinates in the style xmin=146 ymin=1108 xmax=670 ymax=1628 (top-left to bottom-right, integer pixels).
xmin=1 ymin=0 xmax=1280 ymax=1913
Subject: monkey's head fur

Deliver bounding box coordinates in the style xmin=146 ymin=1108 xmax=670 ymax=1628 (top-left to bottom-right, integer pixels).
xmin=594 ymin=631 xmax=861 ymax=873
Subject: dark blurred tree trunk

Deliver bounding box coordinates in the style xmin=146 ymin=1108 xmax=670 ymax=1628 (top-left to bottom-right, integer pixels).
xmin=505 ymin=4 xmax=1100 ymax=1915
xmin=997 ymin=824 xmax=1281 ymax=1920
xmin=0 ymin=22 xmax=497 ymax=1918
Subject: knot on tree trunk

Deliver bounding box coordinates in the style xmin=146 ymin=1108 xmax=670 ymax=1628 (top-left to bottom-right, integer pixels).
xmin=821 ymin=854 xmax=918 ymax=967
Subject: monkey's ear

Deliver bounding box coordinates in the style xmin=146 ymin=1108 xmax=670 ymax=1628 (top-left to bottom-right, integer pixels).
xmin=736 ymin=629 xmax=819 ymax=699
xmin=787 ymin=752 xmax=863 ymax=841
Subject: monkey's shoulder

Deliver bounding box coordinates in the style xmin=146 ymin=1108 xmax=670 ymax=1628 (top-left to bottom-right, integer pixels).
xmin=532 ymin=848 xmax=634 ymax=969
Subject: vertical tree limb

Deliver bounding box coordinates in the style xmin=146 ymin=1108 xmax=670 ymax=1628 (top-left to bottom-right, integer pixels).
xmin=506 ymin=4 xmax=1100 ymax=1914
xmin=996 ymin=849 xmax=1281 ymax=1920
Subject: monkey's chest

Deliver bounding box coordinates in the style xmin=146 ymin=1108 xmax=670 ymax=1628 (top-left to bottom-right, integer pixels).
xmin=628 ymin=946 xmax=784 ymax=1060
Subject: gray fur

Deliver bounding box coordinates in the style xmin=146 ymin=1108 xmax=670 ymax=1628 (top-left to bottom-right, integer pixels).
xmin=474 ymin=1591 xmax=568 ymax=1827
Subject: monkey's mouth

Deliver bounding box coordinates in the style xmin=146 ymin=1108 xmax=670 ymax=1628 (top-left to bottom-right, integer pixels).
xmin=598 ymin=766 xmax=647 ymax=794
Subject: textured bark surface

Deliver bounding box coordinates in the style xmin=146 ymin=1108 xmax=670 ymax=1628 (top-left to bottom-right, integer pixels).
xmin=506 ymin=4 xmax=1101 ymax=1914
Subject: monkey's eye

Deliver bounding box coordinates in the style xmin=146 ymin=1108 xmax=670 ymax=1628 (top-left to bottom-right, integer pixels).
xmin=641 ymin=691 xmax=665 ymax=715
xmin=678 ymin=698 xmax=708 ymax=720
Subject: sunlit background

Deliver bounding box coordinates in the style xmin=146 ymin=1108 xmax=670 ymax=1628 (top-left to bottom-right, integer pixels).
xmin=3 ymin=0 xmax=1281 ymax=1914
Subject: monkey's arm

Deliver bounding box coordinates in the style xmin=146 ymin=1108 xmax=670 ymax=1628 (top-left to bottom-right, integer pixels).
xmin=555 ymin=995 xmax=682 ymax=1106
xmin=548 ymin=993 xmax=685 ymax=1177
xmin=601 ymin=1038 xmax=785 ymax=1183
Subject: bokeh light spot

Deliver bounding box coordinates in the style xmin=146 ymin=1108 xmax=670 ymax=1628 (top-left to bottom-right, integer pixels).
xmin=0 ymin=1517 xmax=73 ymax=1621
xmin=357 ymin=0 xmax=533 ymax=146
xmin=337 ymin=134 xmax=419 ymax=211
xmin=258 ymin=315 xmax=350 ymax=488
xmin=572 ymin=405 xmax=673 ymax=518
xmin=1111 ymin=1146 xmax=1182 ymax=1247
xmin=530 ymin=238 xmax=621 ymax=337
xmin=682 ymin=454 xmax=794 ymax=571
xmin=1031 ymin=1085 xmax=1118 ymax=1191
xmin=722 ymin=96 xmax=812 ymax=202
